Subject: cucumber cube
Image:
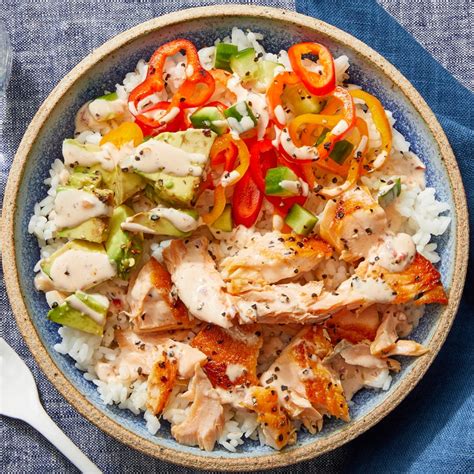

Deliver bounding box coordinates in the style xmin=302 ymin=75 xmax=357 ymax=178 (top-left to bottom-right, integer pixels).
xmin=285 ymin=204 xmax=318 ymax=236
xmin=264 ymin=166 xmax=299 ymax=197
xmin=214 ymin=43 xmax=238 ymax=71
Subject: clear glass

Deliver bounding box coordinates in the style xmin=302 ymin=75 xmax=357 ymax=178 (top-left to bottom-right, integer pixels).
xmin=0 ymin=22 xmax=12 ymax=94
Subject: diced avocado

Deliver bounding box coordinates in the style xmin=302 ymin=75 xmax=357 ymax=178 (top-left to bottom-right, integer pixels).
xmin=95 ymin=165 xmax=145 ymax=205
xmin=190 ymin=107 xmax=228 ymax=135
xmin=105 ymin=205 xmax=143 ymax=280
xmin=62 ymin=139 xmax=107 ymax=169
xmin=123 ymin=209 xmax=199 ymax=238
xmin=67 ymin=166 xmax=103 ymax=190
xmin=265 ymin=166 xmax=300 ymax=197
xmin=57 ymin=217 xmax=108 ymax=243
xmin=137 ymin=129 xmax=216 ymax=208
xmin=230 ymin=48 xmax=258 ymax=81
xmin=282 ymin=83 xmax=327 ymax=116
xmin=40 ymin=240 xmax=107 ymax=278
xmin=48 ymin=303 xmax=104 ymax=335
xmin=47 ymin=290 xmax=108 ymax=336
xmin=285 ymin=204 xmax=318 ymax=236
xmin=378 ymin=178 xmax=401 ymax=207
xmin=224 ymin=102 xmax=257 ymax=134
xmin=212 ymin=204 xmax=233 ymax=232
xmin=214 ymin=43 xmax=238 ymax=71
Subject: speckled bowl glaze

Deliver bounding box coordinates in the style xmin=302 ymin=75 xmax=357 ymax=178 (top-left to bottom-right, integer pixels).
xmin=2 ymin=6 xmax=469 ymax=471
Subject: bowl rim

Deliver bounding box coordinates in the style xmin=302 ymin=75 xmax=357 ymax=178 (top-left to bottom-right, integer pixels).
xmin=1 ymin=5 xmax=469 ymax=471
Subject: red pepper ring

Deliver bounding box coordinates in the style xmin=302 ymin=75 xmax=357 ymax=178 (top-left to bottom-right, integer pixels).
xmin=266 ymin=71 xmax=301 ymax=128
xmin=232 ymin=170 xmax=263 ymax=228
xmin=249 ymin=139 xmax=278 ymax=192
xmin=134 ymin=101 xmax=185 ymax=133
xmin=288 ymin=42 xmax=336 ymax=96
xmin=128 ymin=39 xmax=215 ymax=116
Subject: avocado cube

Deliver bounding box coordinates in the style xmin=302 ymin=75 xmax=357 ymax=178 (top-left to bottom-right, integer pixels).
xmin=105 ymin=205 xmax=143 ymax=280
xmin=137 ymin=129 xmax=216 ymax=208
xmin=57 ymin=217 xmax=108 ymax=243
xmin=96 ymin=165 xmax=146 ymax=206
xmin=122 ymin=208 xmax=199 ymax=238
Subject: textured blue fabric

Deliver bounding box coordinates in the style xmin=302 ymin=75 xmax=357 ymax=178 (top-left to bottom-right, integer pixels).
xmin=1 ymin=0 xmax=473 ymax=472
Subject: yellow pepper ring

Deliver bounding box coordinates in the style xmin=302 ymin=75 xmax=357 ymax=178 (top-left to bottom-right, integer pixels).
xmin=100 ymin=122 xmax=144 ymax=148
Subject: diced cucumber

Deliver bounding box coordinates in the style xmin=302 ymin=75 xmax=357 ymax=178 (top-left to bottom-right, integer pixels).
xmin=254 ymin=60 xmax=282 ymax=91
xmin=230 ymin=48 xmax=258 ymax=81
xmin=190 ymin=106 xmax=228 ymax=135
xmin=214 ymin=43 xmax=238 ymax=71
xmin=316 ymin=129 xmax=354 ymax=165
xmin=224 ymin=101 xmax=257 ymax=134
xmin=282 ymin=83 xmax=327 ymax=116
xmin=330 ymin=140 xmax=354 ymax=165
xmin=377 ymin=178 xmax=401 ymax=207
xmin=265 ymin=166 xmax=299 ymax=197
xmin=97 ymin=91 xmax=118 ymax=101
xmin=285 ymin=204 xmax=318 ymax=236
xmin=212 ymin=204 xmax=233 ymax=232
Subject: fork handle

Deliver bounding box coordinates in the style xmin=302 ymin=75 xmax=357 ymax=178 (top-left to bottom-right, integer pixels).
xmin=26 ymin=405 xmax=101 ymax=473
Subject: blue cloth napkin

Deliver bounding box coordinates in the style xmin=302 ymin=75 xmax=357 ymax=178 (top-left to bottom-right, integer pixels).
xmin=1 ymin=0 xmax=473 ymax=472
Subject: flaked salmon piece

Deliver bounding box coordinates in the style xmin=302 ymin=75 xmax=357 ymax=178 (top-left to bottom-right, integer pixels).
xmin=370 ymin=309 xmax=428 ymax=357
xmin=358 ymin=252 xmax=448 ymax=305
xmin=163 ymin=237 xmax=236 ymax=328
xmin=191 ymin=324 xmax=263 ymax=389
xmin=127 ymin=259 xmax=192 ymax=333
xmin=249 ymin=251 xmax=446 ymax=324
xmin=244 ymin=386 xmax=296 ymax=450
xmin=147 ymin=353 xmax=178 ymax=415
xmin=96 ymin=330 xmax=204 ymax=383
xmin=219 ymin=231 xmax=333 ymax=294
xmin=261 ymin=326 xmax=349 ymax=432
xmin=324 ymin=306 xmax=380 ymax=344
xmin=171 ymin=364 xmax=225 ymax=451
xmin=235 ymin=282 xmax=325 ymax=324
xmin=319 ymin=186 xmax=387 ymax=262
xmin=324 ymin=341 xmax=399 ymax=401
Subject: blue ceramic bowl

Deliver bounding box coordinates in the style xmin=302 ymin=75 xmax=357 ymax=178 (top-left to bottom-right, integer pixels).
xmin=2 ymin=6 xmax=468 ymax=471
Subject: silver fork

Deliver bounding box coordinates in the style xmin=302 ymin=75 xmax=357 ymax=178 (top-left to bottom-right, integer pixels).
xmin=0 ymin=338 xmax=101 ymax=473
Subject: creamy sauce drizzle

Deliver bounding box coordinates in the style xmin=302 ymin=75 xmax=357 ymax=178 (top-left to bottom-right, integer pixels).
xmin=225 ymin=364 xmax=246 ymax=383
xmin=67 ymin=293 xmax=109 ymax=325
xmin=49 ymin=250 xmax=116 ymax=292
xmin=88 ymin=98 xmax=126 ymax=122
xmin=53 ymin=189 xmax=111 ymax=229
xmin=121 ymin=139 xmax=207 ymax=176
xmin=369 ymin=233 xmax=416 ymax=272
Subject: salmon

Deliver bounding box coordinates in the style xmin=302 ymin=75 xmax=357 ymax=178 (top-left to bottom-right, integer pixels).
xmin=235 ymin=282 xmax=325 ymax=324
xmin=163 ymin=237 xmax=237 ymax=328
xmin=219 ymin=231 xmax=333 ymax=294
xmin=370 ymin=309 xmax=428 ymax=357
xmin=147 ymin=353 xmax=178 ymax=415
xmin=171 ymin=365 xmax=225 ymax=451
xmin=95 ymin=330 xmax=205 ymax=384
xmin=324 ymin=306 xmax=380 ymax=344
xmin=319 ymin=186 xmax=386 ymax=262
xmin=191 ymin=324 xmax=263 ymax=389
xmin=247 ymin=251 xmax=446 ymax=324
xmin=244 ymin=386 xmax=296 ymax=450
xmin=358 ymin=252 xmax=448 ymax=306
xmin=324 ymin=341 xmax=399 ymax=400
xmin=260 ymin=326 xmax=349 ymax=432
xmin=127 ymin=259 xmax=192 ymax=333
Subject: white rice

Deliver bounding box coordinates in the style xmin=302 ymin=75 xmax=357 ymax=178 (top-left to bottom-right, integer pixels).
xmin=27 ymin=27 xmax=452 ymax=450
